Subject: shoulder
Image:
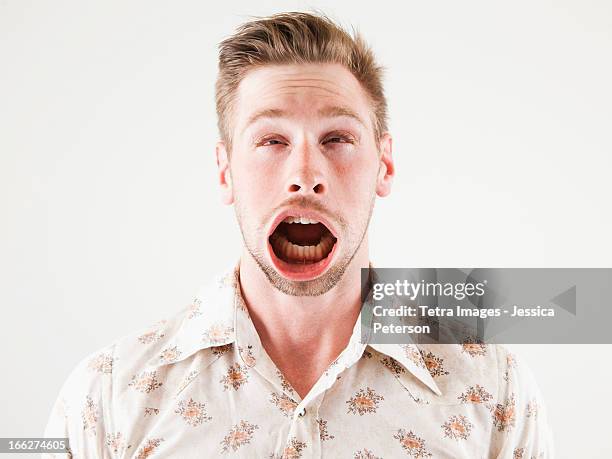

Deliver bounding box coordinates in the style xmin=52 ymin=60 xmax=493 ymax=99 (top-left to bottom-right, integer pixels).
xmin=44 ymin=304 xmax=189 ymax=429
xmin=111 ymin=306 xmax=188 ymax=374
xmin=416 ymin=343 xmax=554 ymax=456
xmin=98 ymin=302 xmax=191 ymax=378
xmin=415 ymin=342 xmax=540 ymax=403
xmin=43 ymin=266 xmax=239 ymax=457
xmin=55 ymin=265 xmax=238 ymax=403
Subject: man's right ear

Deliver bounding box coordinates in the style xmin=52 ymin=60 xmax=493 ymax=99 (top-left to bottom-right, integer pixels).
xmin=215 ymin=141 xmax=234 ymax=205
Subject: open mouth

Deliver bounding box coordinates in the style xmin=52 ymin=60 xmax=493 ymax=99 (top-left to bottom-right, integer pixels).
xmin=267 ymin=213 xmax=338 ymax=280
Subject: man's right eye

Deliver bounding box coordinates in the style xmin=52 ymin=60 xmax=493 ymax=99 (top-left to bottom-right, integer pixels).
xmin=262 ymin=139 xmax=284 ymax=146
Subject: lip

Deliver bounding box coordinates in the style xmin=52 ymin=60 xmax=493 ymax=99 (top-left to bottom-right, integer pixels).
xmin=267 ymin=208 xmax=339 ymax=239
xmin=266 ymin=208 xmax=339 ymax=281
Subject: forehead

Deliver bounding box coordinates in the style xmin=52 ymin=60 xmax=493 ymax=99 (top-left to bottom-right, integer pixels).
xmin=233 ymin=63 xmax=373 ymax=130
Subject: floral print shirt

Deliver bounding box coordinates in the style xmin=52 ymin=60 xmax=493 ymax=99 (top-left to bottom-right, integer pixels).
xmin=43 ymin=263 xmax=554 ymax=458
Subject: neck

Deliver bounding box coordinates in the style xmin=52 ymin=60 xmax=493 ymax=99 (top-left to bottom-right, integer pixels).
xmin=238 ymin=240 xmax=370 ymax=398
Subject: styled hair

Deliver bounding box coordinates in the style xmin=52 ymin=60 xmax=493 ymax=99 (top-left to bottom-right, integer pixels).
xmin=215 ymin=11 xmax=387 ymax=151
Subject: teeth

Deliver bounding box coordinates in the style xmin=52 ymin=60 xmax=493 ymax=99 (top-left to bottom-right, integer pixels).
xmin=282 ymin=216 xmax=320 ymax=225
xmin=271 ymin=233 xmax=336 ymax=263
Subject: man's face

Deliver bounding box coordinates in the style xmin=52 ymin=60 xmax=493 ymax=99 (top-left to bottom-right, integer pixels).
xmin=217 ymin=63 xmax=393 ymax=296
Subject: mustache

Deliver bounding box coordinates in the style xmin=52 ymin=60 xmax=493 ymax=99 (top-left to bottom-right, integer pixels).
xmin=266 ymin=196 xmax=346 ymax=228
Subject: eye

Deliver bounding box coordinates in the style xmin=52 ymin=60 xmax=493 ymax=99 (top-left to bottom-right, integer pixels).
xmin=322 ymin=132 xmax=355 ymax=145
xmin=256 ymin=136 xmax=288 ymax=147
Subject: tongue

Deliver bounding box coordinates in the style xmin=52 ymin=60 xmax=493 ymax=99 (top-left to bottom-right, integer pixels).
xmin=285 ymin=223 xmax=325 ymax=246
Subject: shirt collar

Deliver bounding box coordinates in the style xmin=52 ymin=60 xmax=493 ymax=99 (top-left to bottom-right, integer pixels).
xmin=358 ymin=265 xmax=442 ymax=396
xmin=145 ymin=261 xmax=441 ymax=396
xmin=144 ymin=262 xmax=238 ymax=368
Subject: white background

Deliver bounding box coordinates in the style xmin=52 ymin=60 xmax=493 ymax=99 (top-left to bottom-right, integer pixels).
xmin=1 ymin=1 xmax=611 ymax=457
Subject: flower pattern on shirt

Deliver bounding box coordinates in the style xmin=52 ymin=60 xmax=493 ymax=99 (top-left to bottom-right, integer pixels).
xmin=381 ymin=356 xmax=406 ymax=377
xmin=354 ymin=449 xmax=382 ymax=459
xmin=128 ymin=370 xmax=163 ymax=394
xmin=270 ymin=392 xmax=298 ymax=417
xmin=87 ymin=352 xmax=114 ymax=374
xmin=187 ymin=298 xmax=202 ymax=319
xmin=135 ymin=437 xmax=164 ymax=459
xmin=401 ymin=344 xmax=427 ymax=369
xmin=504 ymin=352 xmax=518 ymax=381
xmin=277 ymin=437 xmax=307 ymax=459
xmin=137 ymin=321 xmax=166 ymax=344
xmin=393 ymin=429 xmax=432 ymax=458
xmin=493 ymin=394 xmax=517 ymax=432
xmin=458 ymin=384 xmax=493 ymax=404
xmin=175 ymin=397 xmax=212 ymax=426
xmin=346 ymin=387 xmax=384 ymax=415
xmin=42 ymin=263 xmax=554 ymax=459
xmin=105 ymin=431 xmax=131 ymax=455
xmin=527 ymin=399 xmax=539 ymax=418
xmin=143 ymin=407 xmax=159 ymax=417
xmin=157 ymin=345 xmax=182 ymax=365
xmin=212 ymin=343 xmax=233 ymax=356
xmin=442 ymin=414 xmax=474 ymax=440
xmin=220 ymin=362 xmax=249 ymax=391
xmin=317 ymin=418 xmax=334 ymax=441
xmin=203 ymin=323 xmax=234 ymax=344
xmin=461 ymin=337 xmax=488 ymax=357
xmin=420 ymin=350 xmax=450 ymax=378
xmin=81 ymin=395 xmax=98 ymax=435
xmin=239 ymin=344 xmax=257 ymax=367
xmin=277 ymin=368 xmax=295 ymax=394
xmin=220 ymin=420 xmax=258 ymax=453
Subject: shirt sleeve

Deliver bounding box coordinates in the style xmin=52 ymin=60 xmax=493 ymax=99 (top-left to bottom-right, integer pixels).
xmin=42 ymin=344 xmax=116 ymax=459
xmin=494 ymin=347 xmax=555 ymax=459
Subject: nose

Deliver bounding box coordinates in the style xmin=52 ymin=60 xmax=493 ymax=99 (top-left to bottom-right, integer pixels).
xmin=288 ymin=178 xmax=325 ymax=194
xmin=286 ymin=141 xmax=327 ymax=195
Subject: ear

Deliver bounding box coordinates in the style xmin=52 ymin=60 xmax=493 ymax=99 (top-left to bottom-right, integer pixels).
xmin=375 ymin=132 xmax=394 ymax=197
xmin=216 ymin=141 xmax=234 ymax=205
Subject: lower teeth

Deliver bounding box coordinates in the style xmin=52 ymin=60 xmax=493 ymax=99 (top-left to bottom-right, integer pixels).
xmin=271 ymin=234 xmax=334 ymax=263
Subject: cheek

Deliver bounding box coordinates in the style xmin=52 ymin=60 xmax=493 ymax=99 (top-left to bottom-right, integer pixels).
xmin=233 ymin=150 xmax=282 ymax=182
xmin=333 ymin=155 xmax=379 ymax=198
xmin=232 ymin=159 xmax=276 ymax=195
xmin=231 ymin=163 xmax=279 ymax=221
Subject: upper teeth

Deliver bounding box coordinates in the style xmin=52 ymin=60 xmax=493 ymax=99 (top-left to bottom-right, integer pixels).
xmin=283 ymin=216 xmax=319 ymax=224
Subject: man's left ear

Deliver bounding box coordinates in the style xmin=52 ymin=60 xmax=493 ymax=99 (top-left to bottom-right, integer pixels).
xmin=376 ymin=132 xmax=394 ymax=197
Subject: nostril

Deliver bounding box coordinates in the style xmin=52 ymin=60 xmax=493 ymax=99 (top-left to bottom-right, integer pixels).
xmin=289 ymin=184 xmax=301 ymax=192
xmin=313 ymin=184 xmax=324 ymax=194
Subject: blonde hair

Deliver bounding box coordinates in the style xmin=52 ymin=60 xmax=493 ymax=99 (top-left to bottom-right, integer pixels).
xmin=215 ymin=11 xmax=387 ymax=151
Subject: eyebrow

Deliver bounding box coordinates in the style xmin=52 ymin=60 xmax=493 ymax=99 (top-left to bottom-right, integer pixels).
xmin=245 ymin=105 xmax=366 ymax=128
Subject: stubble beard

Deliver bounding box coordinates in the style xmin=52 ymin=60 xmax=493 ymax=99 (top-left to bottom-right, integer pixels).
xmin=234 ymin=192 xmax=376 ymax=297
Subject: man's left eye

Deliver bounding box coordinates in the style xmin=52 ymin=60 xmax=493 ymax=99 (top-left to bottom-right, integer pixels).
xmin=323 ymin=135 xmax=353 ymax=144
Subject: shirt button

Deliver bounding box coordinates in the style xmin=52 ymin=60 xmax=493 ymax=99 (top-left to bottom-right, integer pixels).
xmin=298 ymin=408 xmax=306 ymax=417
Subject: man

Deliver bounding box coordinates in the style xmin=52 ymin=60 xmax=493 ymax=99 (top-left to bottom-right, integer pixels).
xmin=44 ymin=12 xmax=553 ymax=458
